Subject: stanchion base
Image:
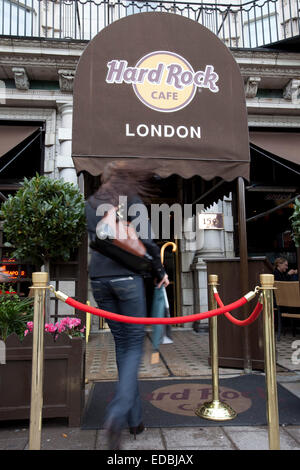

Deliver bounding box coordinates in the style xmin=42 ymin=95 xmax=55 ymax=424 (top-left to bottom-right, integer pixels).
xmin=195 ymin=400 xmax=237 ymax=421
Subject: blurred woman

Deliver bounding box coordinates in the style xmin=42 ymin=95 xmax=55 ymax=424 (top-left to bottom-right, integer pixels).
xmin=85 ymin=162 xmax=169 ymax=449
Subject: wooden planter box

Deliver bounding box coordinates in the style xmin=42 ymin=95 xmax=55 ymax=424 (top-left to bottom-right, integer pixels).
xmin=0 ymin=332 xmax=85 ymax=426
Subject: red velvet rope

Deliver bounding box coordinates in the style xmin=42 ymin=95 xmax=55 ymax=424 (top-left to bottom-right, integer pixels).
xmin=214 ymin=292 xmax=263 ymax=326
xmin=65 ymin=295 xmax=248 ymax=325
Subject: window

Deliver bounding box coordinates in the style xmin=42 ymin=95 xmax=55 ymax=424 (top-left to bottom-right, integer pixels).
xmin=242 ymin=0 xmax=278 ymax=47
xmin=0 ymin=0 xmax=34 ymax=36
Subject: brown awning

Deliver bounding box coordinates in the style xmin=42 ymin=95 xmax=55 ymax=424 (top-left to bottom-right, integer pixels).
xmin=72 ymin=13 xmax=250 ymax=181
xmin=0 ymin=125 xmax=40 ymax=158
xmin=72 ymin=156 xmax=250 ymax=181
xmin=250 ymin=132 xmax=300 ymax=166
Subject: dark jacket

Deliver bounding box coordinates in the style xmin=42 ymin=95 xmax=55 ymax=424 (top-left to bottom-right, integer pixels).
xmin=85 ymin=195 xmax=166 ymax=281
xmin=274 ymin=269 xmax=295 ymax=281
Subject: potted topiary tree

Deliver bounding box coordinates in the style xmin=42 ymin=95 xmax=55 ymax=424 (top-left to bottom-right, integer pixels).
xmin=1 ymin=174 xmax=86 ymax=271
xmin=0 ymin=175 xmax=87 ymax=425
xmin=1 ymin=174 xmax=86 ymax=319
xmin=290 ymin=197 xmax=300 ymax=280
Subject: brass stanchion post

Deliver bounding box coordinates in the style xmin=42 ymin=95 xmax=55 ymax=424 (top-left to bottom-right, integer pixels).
xmin=260 ymin=274 xmax=280 ymax=450
xmin=86 ymin=301 xmax=91 ymax=344
xmin=195 ymin=274 xmax=236 ymax=421
xmin=29 ymin=272 xmax=48 ymax=450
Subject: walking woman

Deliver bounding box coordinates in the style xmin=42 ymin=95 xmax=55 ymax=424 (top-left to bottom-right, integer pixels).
xmin=85 ymin=162 xmax=169 ymax=449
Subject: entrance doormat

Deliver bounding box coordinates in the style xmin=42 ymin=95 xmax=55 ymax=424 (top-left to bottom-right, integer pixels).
xmin=81 ymin=375 xmax=300 ymax=429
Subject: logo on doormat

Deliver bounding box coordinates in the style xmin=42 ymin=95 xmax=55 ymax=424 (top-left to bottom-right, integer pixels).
xmin=106 ymin=51 xmax=219 ymax=112
xmin=147 ymin=383 xmax=252 ymax=416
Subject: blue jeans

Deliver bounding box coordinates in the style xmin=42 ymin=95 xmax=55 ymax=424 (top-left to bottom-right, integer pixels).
xmin=91 ymin=275 xmax=146 ymax=430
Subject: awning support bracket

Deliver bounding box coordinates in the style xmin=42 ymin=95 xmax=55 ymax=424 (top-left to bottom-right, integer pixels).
xmin=0 ymin=130 xmax=42 ymax=175
xmin=250 ymin=144 xmax=300 ymax=177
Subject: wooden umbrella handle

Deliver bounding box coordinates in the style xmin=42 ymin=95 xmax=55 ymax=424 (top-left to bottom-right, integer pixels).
xmin=160 ymin=241 xmax=177 ymax=264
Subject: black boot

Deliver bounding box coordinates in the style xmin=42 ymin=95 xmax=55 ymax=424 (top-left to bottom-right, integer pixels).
xmin=129 ymin=423 xmax=145 ymax=440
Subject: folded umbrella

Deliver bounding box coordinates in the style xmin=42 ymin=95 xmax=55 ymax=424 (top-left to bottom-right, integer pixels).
xmin=150 ymin=285 xmax=166 ymax=351
xmin=150 ymin=241 xmax=176 ymax=363
xmin=161 ymin=286 xmax=173 ymax=344
xmin=150 ymin=285 xmax=173 ymax=364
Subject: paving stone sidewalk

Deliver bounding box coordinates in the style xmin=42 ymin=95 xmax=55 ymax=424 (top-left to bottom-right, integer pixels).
xmin=1 ymin=422 xmax=300 ymax=450
xmin=1 ymin=329 xmax=300 ymax=451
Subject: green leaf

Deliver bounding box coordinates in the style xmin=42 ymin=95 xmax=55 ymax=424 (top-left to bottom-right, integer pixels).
xmin=0 ymin=284 xmax=34 ymax=341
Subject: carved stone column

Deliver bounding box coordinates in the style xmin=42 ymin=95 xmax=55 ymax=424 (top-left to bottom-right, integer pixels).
xmin=56 ymin=102 xmax=77 ymax=186
xmin=191 ymin=256 xmax=208 ymax=332
xmin=180 ymin=215 xmax=197 ymax=326
xmin=191 ymin=200 xmax=234 ymax=332
xmin=191 ymin=228 xmax=223 ymax=332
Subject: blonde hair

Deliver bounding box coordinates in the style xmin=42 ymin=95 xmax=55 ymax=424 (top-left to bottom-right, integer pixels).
xmin=274 ymin=257 xmax=287 ymax=269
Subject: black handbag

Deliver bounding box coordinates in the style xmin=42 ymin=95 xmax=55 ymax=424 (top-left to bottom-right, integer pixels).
xmin=89 ymin=206 xmax=153 ymax=274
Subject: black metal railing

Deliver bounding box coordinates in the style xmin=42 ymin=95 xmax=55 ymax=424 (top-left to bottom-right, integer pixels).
xmin=0 ymin=0 xmax=299 ymax=48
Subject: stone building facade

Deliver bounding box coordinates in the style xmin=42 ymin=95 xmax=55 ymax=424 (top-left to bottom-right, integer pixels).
xmin=0 ymin=1 xmax=299 ymax=329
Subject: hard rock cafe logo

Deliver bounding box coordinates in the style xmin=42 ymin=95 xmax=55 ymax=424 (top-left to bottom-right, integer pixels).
xmin=147 ymin=383 xmax=252 ymax=416
xmin=106 ymin=51 xmax=219 ymax=112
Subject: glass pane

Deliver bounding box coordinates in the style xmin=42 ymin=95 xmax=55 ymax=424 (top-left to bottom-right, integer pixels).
xmin=0 ymin=0 xmax=33 ymax=36
xmin=243 ymin=12 xmax=277 ymax=47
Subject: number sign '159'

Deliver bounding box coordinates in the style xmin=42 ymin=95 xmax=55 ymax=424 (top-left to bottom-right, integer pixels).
xmin=198 ymin=213 xmax=224 ymax=230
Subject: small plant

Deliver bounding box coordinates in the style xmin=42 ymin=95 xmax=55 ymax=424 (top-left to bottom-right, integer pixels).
xmin=290 ymin=198 xmax=300 ymax=247
xmin=24 ymin=316 xmax=85 ymax=340
xmin=0 ymin=285 xmax=33 ymax=341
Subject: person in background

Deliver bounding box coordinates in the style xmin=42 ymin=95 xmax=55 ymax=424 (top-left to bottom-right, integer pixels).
xmin=273 ymin=257 xmax=298 ymax=281
xmin=85 ymin=161 xmax=169 ymax=450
